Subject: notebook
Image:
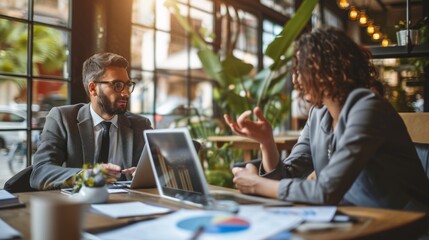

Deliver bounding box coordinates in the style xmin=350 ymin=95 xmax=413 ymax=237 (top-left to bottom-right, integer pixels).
xmin=143 ymin=128 xmax=290 ymax=207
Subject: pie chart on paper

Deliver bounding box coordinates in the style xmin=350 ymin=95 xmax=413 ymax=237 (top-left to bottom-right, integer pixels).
xmin=177 ymin=215 xmax=250 ymax=233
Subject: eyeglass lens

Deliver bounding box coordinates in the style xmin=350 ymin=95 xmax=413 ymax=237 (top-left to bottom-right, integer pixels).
xmin=112 ymin=81 xmax=135 ymax=93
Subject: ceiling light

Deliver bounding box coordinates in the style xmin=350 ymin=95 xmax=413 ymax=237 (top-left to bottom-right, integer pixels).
xmin=359 ymin=10 xmax=368 ymax=26
xmin=348 ymin=6 xmax=359 ymax=21
xmin=337 ymin=0 xmax=350 ymax=9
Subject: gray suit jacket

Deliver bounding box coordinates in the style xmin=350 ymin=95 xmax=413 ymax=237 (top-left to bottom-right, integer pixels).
xmin=264 ymin=88 xmax=429 ymax=211
xmin=30 ymin=103 xmax=152 ymax=190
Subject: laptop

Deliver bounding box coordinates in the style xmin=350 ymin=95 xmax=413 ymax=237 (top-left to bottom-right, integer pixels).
xmin=115 ymin=144 xmax=157 ymax=189
xmin=143 ymin=128 xmax=290 ymax=208
xmin=61 ymin=145 xmax=156 ymax=194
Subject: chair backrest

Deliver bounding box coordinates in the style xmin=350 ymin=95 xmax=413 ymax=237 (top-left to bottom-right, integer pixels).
xmin=399 ymin=112 xmax=429 ymax=144
xmin=4 ymin=166 xmax=36 ymax=193
xmin=399 ymin=112 xmax=429 ymax=179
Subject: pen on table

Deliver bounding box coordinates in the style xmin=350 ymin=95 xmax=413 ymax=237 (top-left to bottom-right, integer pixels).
xmin=190 ymin=226 xmax=205 ymax=240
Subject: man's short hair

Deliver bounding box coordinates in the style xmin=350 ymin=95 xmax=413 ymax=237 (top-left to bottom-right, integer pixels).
xmin=82 ymin=52 xmax=129 ymax=96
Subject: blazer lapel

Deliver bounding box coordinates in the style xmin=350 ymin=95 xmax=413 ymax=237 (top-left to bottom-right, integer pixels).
xmin=118 ymin=115 xmax=133 ymax=169
xmin=77 ymin=104 xmax=95 ymax=165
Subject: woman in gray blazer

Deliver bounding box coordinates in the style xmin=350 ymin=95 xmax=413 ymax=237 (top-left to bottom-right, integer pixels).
xmin=30 ymin=53 xmax=152 ymax=190
xmin=225 ymin=28 xmax=429 ymax=211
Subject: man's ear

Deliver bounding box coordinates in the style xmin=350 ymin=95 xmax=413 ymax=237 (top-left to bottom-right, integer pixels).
xmin=88 ymin=82 xmax=98 ymax=97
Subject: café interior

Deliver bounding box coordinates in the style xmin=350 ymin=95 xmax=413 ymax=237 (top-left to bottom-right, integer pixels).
xmin=0 ymin=0 xmax=429 ymax=239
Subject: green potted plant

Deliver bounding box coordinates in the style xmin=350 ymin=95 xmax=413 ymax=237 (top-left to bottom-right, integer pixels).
xmin=395 ymin=19 xmax=421 ymax=46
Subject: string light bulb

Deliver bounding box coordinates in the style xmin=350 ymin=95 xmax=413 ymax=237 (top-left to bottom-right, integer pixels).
xmin=337 ymin=0 xmax=350 ymax=9
xmin=372 ymin=27 xmax=381 ymax=41
xmin=381 ymin=36 xmax=390 ymax=47
xmin=359 ymin=10 xmax=369 ymax=26
xmin=348 ymin=6 xmax=359 ymax=21
xmin=367 ymin=21 xmax=375 ymax=35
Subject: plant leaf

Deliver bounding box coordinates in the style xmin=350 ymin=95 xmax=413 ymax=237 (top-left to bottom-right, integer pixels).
xmin=265 ymin=0 xmax=318 ymax=70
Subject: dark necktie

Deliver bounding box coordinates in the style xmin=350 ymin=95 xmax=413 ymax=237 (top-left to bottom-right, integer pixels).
xmin=98 ymin=121 xmax=111 ymax=163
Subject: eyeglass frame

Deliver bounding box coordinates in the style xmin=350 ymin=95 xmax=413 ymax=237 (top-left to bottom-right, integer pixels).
xmin=94 ymin=80 xmax=136 ymax=93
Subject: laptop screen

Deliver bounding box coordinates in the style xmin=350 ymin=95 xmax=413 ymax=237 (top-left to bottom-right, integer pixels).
xmin=144 ymin=129 xmax=210 ymax=205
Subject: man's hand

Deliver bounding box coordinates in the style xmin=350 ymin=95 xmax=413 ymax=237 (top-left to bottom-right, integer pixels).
xmin=100 ymin=163 xmax=122 ymax=183
xmin=121 ymin=167 xmax=137 ymax=177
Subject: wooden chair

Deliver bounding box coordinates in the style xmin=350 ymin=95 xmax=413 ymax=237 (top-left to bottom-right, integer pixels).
xmin=399 ymin=113 xmax=429 ymax=144
xmin=399 ymin=112 xmax=429 ymax=178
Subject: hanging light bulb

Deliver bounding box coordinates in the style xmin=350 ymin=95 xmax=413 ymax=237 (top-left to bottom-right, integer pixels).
xmin=367 ymin=21 xmax=375 ymax=35
xmin=372 ymin=27 xmax=381 ymax=41
xmin=337 ymin=0 xmax=350 ymax=9
xmin=348 ymin=6 xmax=359 ymax=21
xmin=359 ymin=10 xmax=369 ymax=26
xmin=381 ymin=37 xmax=390 ymax=47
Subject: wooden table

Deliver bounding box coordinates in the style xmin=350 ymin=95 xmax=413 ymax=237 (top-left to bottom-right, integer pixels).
xmin=1 ymin=187 xmax=427 ymax=240
xmin=208 ymin=134 xmax=299 ymax=161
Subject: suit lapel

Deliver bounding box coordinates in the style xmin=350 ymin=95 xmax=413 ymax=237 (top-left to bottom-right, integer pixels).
xmin=77 ymin=104 xmax=95 ymax=166
xmin=118 ymin=115 xmax=134 ymax=169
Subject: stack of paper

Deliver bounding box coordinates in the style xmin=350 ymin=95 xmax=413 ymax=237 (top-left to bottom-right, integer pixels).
xmin=0 ymin=190 xmax=24 ymax=209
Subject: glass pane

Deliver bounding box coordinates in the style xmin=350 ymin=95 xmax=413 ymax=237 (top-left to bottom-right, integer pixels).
xmin=32 ymin=79 xmax=68 ymax=128
xmin=156 ymin=1 xmax=188 ymax=32
xmin=155 ymin=73 xmax=188 ymax=129
xmin=190 ymin=8 xmax=214 ymax=42
xmin=32 ymin=25 xmax=69 ymax=78
xmin=239 ymin=26 xmax=257 ymax=54
xmin=0 ymin=19 xmax=28 ymax=75
xmin=131 ymin=26 xmax=154 ymax=71
xmin=132 ymin=0 xmax=155 ymax=27
xmin=156 ymin=31 xmax=189 ymax=74
xmin=0 ymin=76 xmax=27 ymax=106
xmin=240 ymin=11 xmax=257 ymax=28
xmin=0 ymin=0 xmax=28 ymax=19
xmin=193 ymin=80 xmax=213 ymax=117
xmin=34 ymin=0 xmax=70 ymax=27
xmin=130 ymin=70 xmax=154 ymax=114
xmin=190 ymin=0 xmax=213 ymax=13
xmin=0 ymin=130 xmax=27 ymax=179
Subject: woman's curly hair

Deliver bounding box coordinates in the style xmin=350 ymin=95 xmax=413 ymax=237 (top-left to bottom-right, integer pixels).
xmin=293 ymin=27 xmax=378 ymax=107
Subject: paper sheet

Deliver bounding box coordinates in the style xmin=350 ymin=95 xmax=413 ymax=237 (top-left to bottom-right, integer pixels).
xmin=95 ymin=208 xmax=302 ymax=240
xmin=0 ymin=218 xmax=22 ymax=239
xmin=265 ymin=206 xmax=337 ymax=222
xmin=91 ymin=201 xmax=171 ymax=218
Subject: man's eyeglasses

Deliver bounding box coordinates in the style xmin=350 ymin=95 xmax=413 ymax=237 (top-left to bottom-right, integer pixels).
xmin=94 ymin=80 xmax=136 ymax=93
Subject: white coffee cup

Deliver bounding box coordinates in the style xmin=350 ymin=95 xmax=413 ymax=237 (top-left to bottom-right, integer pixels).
xmin=30 ymin=195 xmax=86 ymax=240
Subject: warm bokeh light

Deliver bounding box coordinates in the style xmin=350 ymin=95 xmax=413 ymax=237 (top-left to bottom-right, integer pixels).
xmin=359 ymin=10 xmax=368 ymax=26
xmin=372 ymin=31 xmax=381 ymax=41
xmin=381 ymin=37 xmax=390 ymax=47
xmin=348 ymin=6 xmax=359 ymax=21
xmin=337 ymin=0 xmax=350 ymax=9
xmin=367 ymin=21 xmax=375 ymax=35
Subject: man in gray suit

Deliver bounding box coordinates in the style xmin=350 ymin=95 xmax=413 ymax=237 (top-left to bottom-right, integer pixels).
xmin=30 ymin=52 xmax=152 ymax=190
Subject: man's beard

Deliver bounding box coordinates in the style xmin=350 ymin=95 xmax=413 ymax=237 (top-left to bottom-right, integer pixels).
xmin=97 ymin=90 xmax=127 ymax=115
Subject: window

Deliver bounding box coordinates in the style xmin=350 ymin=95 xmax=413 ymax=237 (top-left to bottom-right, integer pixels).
xmin=131 ymin=0 xmax=214 ymax=128
xmin=0 ymin=0 xmax=71 ymax=185
xmin=130 ymin=0 xmax=291 ymax=129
